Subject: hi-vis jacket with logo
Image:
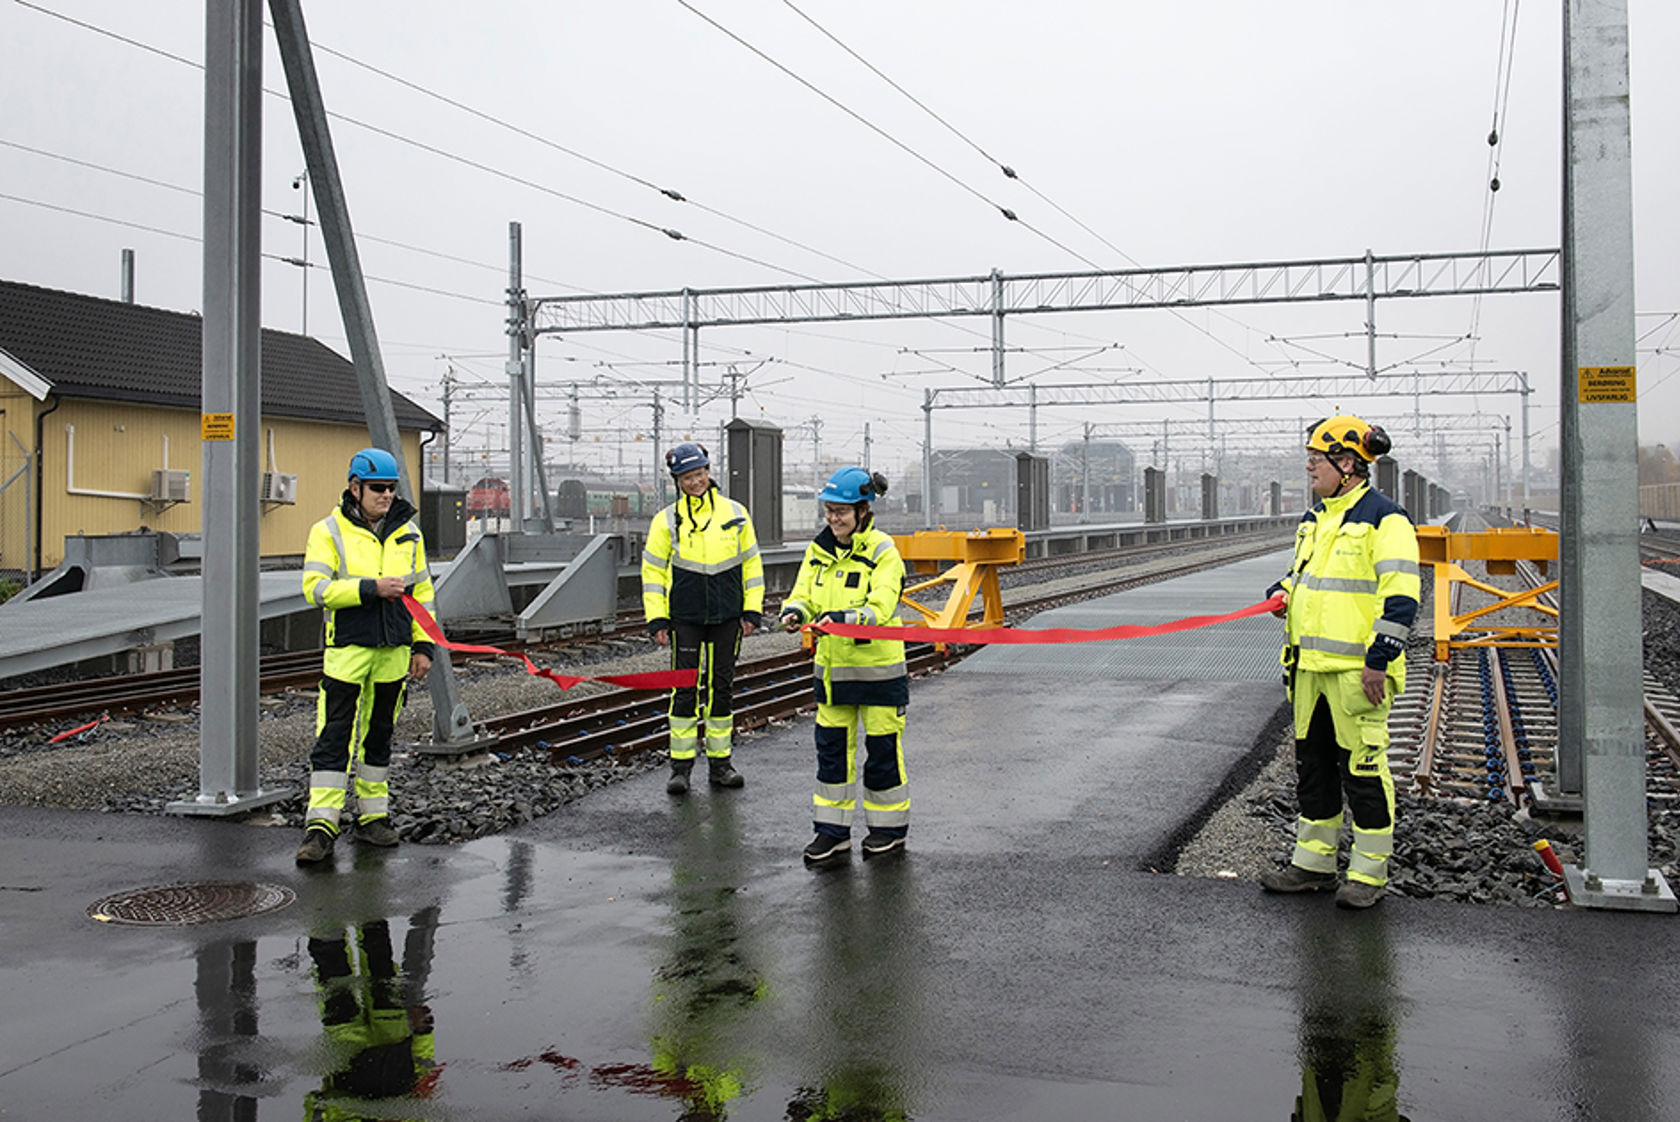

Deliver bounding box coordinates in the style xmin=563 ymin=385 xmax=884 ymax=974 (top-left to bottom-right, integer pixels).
xmin=1268 ymin=482 xmax=1420 ymax=689
xmin=783 ymin=524 xmax=909 ymax=708
xmin=641 ymin=485 xmax=765 ymax=629
xmin=302 ymin=493 xmax=436 ymax=655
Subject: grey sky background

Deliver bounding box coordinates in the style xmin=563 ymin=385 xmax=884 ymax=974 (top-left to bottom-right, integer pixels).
xmin=3 ymin=1 xmax=1677 ymax=490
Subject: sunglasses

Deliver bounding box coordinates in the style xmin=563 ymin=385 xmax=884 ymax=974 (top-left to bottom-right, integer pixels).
xmin=361 ymin=482 xmax=397 ymax=493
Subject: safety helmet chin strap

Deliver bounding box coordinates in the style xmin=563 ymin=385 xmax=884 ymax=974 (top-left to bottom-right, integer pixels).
xmin=1333 ymin=456 xmax=1365 ymax=496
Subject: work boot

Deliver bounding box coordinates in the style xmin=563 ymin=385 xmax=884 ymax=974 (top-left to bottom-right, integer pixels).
xmin=862 ymin=831 xmax=906 ymax=859
xmin=666 ymin=759 xmax=694 ymax=796
xmin=706 ymin=756 xmax=745 ymax=789
xmin=357 ymin=817 xmax=400 ymax=847
xmin=1259 ymin=864 xmax=1337 ymax=893
xmin=802 ymin=833 xmax=850 ymax=864
xmin=1335 ymin=879 xmax=1387 ymax=910
xmin=295 ymin=827 xmax=335 ymax=865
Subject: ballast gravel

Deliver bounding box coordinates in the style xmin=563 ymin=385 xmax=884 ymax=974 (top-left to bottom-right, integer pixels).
xmin=5 ymin=560 xmax=1680 ymax=910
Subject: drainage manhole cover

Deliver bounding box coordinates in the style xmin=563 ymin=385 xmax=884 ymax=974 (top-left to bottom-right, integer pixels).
xmin=88 ymin=882 xmax=296 ymax=926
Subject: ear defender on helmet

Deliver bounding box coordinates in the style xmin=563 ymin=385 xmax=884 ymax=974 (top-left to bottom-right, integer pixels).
xmin=1306 ymin=415 xmax=1382 ymax=463
xmin=819 ymin=466 xmax=884 ymax=505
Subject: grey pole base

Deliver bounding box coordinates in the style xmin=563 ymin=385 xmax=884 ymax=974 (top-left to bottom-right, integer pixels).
xmin=166 ymin=785 xmax=294 ymax=818
xmin=1526 ymin=780 xmax=1584 ymax=815
xmin=415 ymin=732 xmax=502 ymax=759
xmin=1561 ymin=864 xmax=1678 ymax=914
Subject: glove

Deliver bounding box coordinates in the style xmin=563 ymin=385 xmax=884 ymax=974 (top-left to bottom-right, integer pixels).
xmin=818 ymin=609 xmax=857 ymax=625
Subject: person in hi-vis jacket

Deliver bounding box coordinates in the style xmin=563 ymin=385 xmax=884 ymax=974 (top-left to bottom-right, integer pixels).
xmin=297 ymin=448 xmax=434 ymax=866
xmin=1260 ymin=416 xmax=1419 ymax=910
xmin=642 ymin=441 xmax=765 ymax=795
xmin=780 ymin=467 xmax=910 ymax=864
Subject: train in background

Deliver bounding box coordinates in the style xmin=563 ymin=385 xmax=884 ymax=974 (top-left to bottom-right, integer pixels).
xmin=465 ymin=476 xmax=511 ymax=519
xmin=464 ymin=477 xmax=657 ymax=522
xmin=555 ymin=479 xmax=656 ymax=519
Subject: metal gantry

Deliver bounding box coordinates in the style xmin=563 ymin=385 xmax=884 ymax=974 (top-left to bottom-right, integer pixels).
xmin=916 ymin=371 xmax=1533 ymax=528
xmin=527 ymin=248 xmax=1560 ymax=410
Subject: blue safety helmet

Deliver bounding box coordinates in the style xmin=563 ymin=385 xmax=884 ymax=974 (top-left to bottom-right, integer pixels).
xmin=348 ymin=447 xmax=401 ymax=482
xmin=665 ymin=441 xmax=710 ymax=477
xmin=819 ymin=466 xmax=885 ymax=505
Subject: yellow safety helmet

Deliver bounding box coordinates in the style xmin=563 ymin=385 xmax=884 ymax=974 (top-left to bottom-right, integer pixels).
xmin=1306 ymin=414 xmax=1391 ymax=463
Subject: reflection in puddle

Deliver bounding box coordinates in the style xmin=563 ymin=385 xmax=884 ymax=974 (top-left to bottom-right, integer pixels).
xmin=1291 ymin=916 xmax=1409 ymax=1122
xmin=641 ymin=795 xmax=765 ymax=1119
xmin=302 ymin=910 xmax=443 ymax=1121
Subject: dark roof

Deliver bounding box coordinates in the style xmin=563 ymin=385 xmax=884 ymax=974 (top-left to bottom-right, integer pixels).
xmin=0 ymin=279 xmax=441 ymax=431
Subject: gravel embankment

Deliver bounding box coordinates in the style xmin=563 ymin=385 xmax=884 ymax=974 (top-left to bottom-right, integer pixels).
xmin=1173 ymin=570 xmax=1680 ymax=908
xmin=6 ymin=556 xmax=1680 ymax=910
xmin=0 ymin=628 xmax=809 ymax=844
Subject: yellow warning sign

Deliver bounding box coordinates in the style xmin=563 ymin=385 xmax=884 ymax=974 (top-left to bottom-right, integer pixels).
xmin=201 ymin=412 xmax=235 ymax=440
xmin=1578 ymin=366 xmax=1636 ymax=403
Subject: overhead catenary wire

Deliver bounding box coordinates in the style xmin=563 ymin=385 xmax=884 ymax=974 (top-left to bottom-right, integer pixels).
xmin=1468 ymin=0 xmax=1522 ymax=368
xmin=0 ymin=189 xmax=500 ymax=306
xmin=8 ymin=0 xmax=1214 ymax=381
xmin=675 ymin=0 xmax=1098 ymax=268
xmin=773 ymin=0 xmax=1301 ymax=381
xmin=301 ymin=35 xmax=882 ymax=281
xmin=10 ymin=0 xmax=827 ymax=283
xmin=0 ymin=135 xmax=588 ymax=291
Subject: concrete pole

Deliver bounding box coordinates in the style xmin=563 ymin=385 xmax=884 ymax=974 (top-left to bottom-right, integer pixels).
xmin=923 ymin=389 xmax=934 ymax=529
xmin=1557 ymin=0 xmax=1672 ymax=910
xmin=1080 ymin=422 xmax=1091 ymax=524
xmin=506 ymin=222 xmax=525 ymax=530
xmin=991 ymin=267 xmax=1005 ymax=387
xmin=1365 ymin=248 xmax=1378 ymax=380
xmin=1028 ymin=383 xmax=1037 ymax=452
xmin=1521 ymin=374 xmax=1532 ymax=516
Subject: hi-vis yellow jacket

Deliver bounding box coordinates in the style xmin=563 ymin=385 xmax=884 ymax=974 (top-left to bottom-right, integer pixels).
xmin=783 ymin=524 xmax=908 ymax=708
xmin=1269 ymin=482 xmax=1420 ymax=689
xmin=302 ymin=493 xmax=436 ymax=655
xmin=641 ymin=486 xmax=765 ymax=629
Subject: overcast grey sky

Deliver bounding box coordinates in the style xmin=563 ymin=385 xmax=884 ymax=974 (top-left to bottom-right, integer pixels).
xmin=3 ymin=1 xmax=1677 ymax=488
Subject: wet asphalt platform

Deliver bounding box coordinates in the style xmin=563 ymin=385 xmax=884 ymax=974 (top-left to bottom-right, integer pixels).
xmin=5 ymin=553 xmax=1680 ymax=1120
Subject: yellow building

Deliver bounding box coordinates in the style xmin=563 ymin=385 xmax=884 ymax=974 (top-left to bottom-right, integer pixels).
xmin=0 ymin=279 xmax=442 ymax=580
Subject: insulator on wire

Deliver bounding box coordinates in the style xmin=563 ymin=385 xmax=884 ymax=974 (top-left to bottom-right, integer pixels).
xmin=1490 ymin=177 xmax=1501 ymax=192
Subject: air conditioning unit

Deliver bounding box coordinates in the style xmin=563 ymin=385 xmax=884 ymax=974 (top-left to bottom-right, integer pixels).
xmin=261 ymin=471 xmax=298 ymax=504
xmin=150 ymin=469 xmax=190 ymax=503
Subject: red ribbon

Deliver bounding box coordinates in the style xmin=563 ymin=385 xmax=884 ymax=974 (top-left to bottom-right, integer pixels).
xmin=402 ymin=594 xmax=697 ymax=692
xmin=49 ymin=715 xmax=108 ymax=744
xmin=810 ymin=595 xmax=1286 ymax=645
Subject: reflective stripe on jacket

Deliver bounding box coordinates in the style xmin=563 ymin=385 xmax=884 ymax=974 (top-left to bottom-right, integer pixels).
xmin=784 ymin=524 xmax=908 ymax=707
xmin=301 ymin=493 xmax=436 ymax=651
xmin=641 ymin=486 xmax=765 ymax=626
xmin=1271 ymin=482 xmax=1420 ymax=688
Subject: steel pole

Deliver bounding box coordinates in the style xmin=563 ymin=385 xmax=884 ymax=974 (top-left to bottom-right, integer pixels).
xmin=180 ymin=0 xmax=268 ymax=814
xmin=269 ymin=0 xmax=412 ymax=500
xmin=1557 ymin=0 xmax=1672 ymax=910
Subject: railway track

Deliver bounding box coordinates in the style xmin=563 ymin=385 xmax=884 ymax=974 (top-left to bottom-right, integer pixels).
xmin=467 ymin=538 xmax=1294 ymax=767
xmin=2 ymin=532 xmax=1290 ymax=734
xmin=1393 ymin=546 xmax=1680 ymax=805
